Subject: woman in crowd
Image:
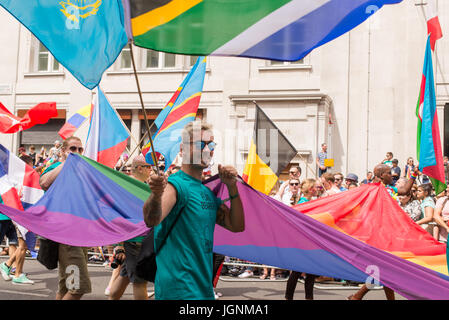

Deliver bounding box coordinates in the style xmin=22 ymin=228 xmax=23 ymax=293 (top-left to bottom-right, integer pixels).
xmin=416 ymin=183 xmax=436 ymax=236
xmin=432 ymin=185 xmax=449 ymax=242
xmin=285 ymin=179 xmax=318 ymax=300
xmin=398 ymin=188 xmax=421 ymax=222
xmin=403 ymin=157 xmax=415 ymax=179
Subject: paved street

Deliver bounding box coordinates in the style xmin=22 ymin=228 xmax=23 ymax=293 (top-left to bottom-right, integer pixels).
xmin=0 ymin=257 xmax=405 ymax=300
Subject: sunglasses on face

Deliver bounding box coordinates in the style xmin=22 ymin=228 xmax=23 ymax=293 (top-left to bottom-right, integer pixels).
xmin=68 ymin=146 xmax=84 ymax=153
xmin=289 ymin=171 xmax=297 ymax=175
xmin=290 ymin=182 xmax=299 ymax=186
xmin=193 ymin=140 xmax=216 ymax=151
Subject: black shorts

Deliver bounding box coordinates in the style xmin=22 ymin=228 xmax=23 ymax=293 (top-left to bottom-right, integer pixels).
xmin=120 ymin=242 xmax=147 ymax=284
xmin=0 ymin=220 xmax=18 ymax=246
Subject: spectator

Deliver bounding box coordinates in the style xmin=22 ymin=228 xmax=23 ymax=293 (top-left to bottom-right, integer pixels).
xmin=316 ymin=143 xmax=328 ymax=177
xmin=404 ymin=157 xmax=416 ymax=179
xmin=17 ymin=146 xmax=26 ymax=158
xmin=361 ymin=172 xmax=373 ymax=185
xmin=48 ymin=140 xmax=61 ymax=162
xmin=334 ymin=172 xmax=347 ymax=191
xmin=347 ymin=182 xmax=358 ymax=189
xmin=35 ymin=146 xmax=47 ymax=167
xmin=432 ymin=185 xmax=449 ymax=242
xmin=415 ymin=183 xmax=436 ymax=236
xmin=390 ymin=159 xmax=401 ymax=185
xmin=285 ymin=178 xmax=318 ymax=300
xmin=399 ymin=189 xmax=421 ymax=222
xmin=109 ymin=156 xmax=153 ymax=300
xmin=321 ymin=172 xmax=341 ymax=196
xmin=314 ymin=180 xmax=325 ymax=198
xmin=344 ymin=173 xmax=358 ymax=189
xmin=382 ymin=152 xmax=394 ymax=167
xmin=39 ymin=136 xmax=92 ymax=300
xmin=28 ymin=146 xmax=36 ymax=166
xmin=276 ymin=166 xmax=302 ymax=204
xmin=143 ymin=121 xmax=245 ymax=300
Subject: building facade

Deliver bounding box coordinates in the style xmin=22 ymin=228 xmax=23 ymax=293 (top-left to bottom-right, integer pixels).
xmin=0 ymin=0 xmax=448 ymax=182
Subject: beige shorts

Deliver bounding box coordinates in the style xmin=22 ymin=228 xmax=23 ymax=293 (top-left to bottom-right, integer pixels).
xmin=58 ymin=244 xmax=91 ymax=296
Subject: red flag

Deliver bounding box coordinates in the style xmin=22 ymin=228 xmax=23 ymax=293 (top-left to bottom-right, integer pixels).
xmin=425 ymin=0 xmax=443 ymax=51
xmin=0 ymin=102 xmax=57 ymax=133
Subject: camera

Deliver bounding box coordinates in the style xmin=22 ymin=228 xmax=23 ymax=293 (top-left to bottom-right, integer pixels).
xmin=111 ymin=248 xmax=125 ymax=269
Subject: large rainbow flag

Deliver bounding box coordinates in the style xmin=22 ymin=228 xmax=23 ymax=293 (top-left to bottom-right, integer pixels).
xmin=292 ymin=183 xmax=448 ymax=276
xmin=142 ymin=56 xmax=206 ymax=169
xmin=0 ymin=154 xmax=449 ymax=299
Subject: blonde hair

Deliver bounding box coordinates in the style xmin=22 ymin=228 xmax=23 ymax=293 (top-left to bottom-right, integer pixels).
xmin=301 ymin=178 xmax=316 ymax=195
xmin=62 ymin=136 xmax=82 ymax=149
xmin=181 ymin=121 xmax=213 ymax=144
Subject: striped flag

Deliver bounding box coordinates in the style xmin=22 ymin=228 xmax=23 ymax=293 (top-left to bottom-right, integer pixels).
xmin=130 ymin=0 xmax=402 ymax=61
xmin=58 ymin=104 xmax=93 ymax=140
xmin=84 ymin=87 xmax=129 ymax=168
xmin=142 ymin=56 xmax=206 ymax=169
xmin=416 ymin=36 xmax=446 ymax=195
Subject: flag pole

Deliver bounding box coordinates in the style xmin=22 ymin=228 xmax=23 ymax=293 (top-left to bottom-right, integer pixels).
xmin=118 ymin=131 xmax=149 ymax=171
xmin=128 ymin=42 xmax=160 ymax=175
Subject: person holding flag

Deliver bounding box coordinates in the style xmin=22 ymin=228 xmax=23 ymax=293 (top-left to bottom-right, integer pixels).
xmin=143 ymin=121 xmax=245 ymax=300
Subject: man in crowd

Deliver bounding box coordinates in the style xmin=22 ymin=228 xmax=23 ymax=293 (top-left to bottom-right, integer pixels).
xmin=109 ymin=155 xmax=152 ymax=300
xmin=48 ymin=140 xmax=61 ymax=162
xmin=348 ymin=163 xmax=418 ymax=300
xmin=361 ymin=171 xmax=374 ymax=185
xmin=39 ymin=136 xmax=91 ymax=300
xmin=390 ymin=159 xmax=401 ymax=185
xmin=345 ymin=173 xmax=358 ymax=189
xmin=334 ymin=172 xmax=347 ymax=191
xmin=316 ymin=143 xmax=328 ymax=177
xmin=321 ymin=172 xmax=341 ymax=196
xmin=276 ymin=166 xmax=302 ymax=204
xmin=143 ymin=121 xmax=245 ymax=300
xmin=382 ymin=152 xmax=394 ymax=167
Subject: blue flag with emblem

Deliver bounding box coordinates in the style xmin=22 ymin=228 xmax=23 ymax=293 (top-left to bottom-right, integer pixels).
xmin=0 ymin=0 xmax=128 ymax=90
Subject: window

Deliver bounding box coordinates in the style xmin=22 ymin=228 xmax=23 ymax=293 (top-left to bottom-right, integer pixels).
xmin=36 ymin=42 xmax=60 ymax=72
xmin=120 ymin=46 xmax=132 ymax=70
xmin=145 ymin=50 xmax=176 ymax=69
xmin=269 ymin=58 xmax=304 ymax=66
xmin=189 ymin=55 xmax=200 ymax=66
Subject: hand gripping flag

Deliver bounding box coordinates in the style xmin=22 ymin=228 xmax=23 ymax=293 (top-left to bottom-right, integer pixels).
xmin=84 ymin=87 xmax=129 ymax=168
xmin=242 ymin=104 xmax=297 ymax=195
xmin=0 ymin=0 xmax=128 ymax=90
xmin=416 ymin=36 xmax=446 ymax=195
xmin=0 ymin=102 xmax=57 ymax=134
xmin=58 ymin=104 xmax=93 ymax=140
xmin=143 ymin=56 xmax=206 ymax=169
xmin=129 ymin=0 xmax=402 ymax=61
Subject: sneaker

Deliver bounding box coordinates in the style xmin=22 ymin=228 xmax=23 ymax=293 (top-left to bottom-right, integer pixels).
xmin=214 ymin=291 xmax=220 ymax=300
xmin=238 ymin=270 xmax=254 ymax=278
xmin=104 ymin=287 xmax=110 ymax=296
xmin=0 ymin=262 xmax=11 ymax=281
xmin=12 ymin=273 xmax=34 ymax=285
xmin=147 ymin=291 xmax=155 ymax=298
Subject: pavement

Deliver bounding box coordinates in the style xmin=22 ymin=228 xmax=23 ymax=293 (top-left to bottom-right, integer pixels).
xmin=0 ymin=257 xmax=406 ymax=300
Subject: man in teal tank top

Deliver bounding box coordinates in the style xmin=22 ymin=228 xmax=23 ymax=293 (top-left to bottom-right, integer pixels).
xmin=143 ymin=121 xmax=245 ymax=300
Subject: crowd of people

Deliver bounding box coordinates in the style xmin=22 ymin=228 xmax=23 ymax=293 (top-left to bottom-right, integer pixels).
xmin=2 ymin=131 xmax=449 ymax=300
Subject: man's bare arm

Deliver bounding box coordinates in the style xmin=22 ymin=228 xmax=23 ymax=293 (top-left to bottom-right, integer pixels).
xmin=143 ymin=178 xmax=177 ymax=227
xmin=39 ymin=163 xmax=64 ymax=191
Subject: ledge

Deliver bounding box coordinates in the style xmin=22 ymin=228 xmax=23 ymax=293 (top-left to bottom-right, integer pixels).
xmin=258 ymin=65 xmax=312 ymax=72
xmin=24 ymin=72 xmax=65 ymax=77
xmin=107 ymin=68 xmax=211 ymax=75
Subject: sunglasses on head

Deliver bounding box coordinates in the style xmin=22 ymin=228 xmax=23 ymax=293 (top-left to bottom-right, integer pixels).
xmin=193 ymin=140 xmax=216 ymax=151
xmin=69 ymin=146 xmax=84 ymax=153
